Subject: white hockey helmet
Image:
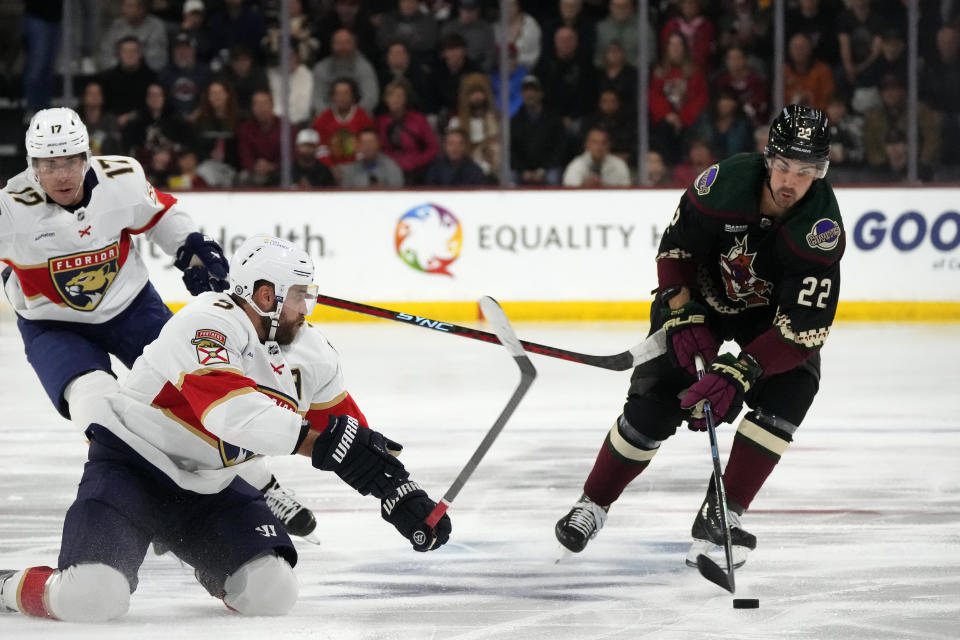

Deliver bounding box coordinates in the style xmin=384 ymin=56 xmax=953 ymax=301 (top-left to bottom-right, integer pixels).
xmin=230 ymin=235 xmax=317 ymax=339
xmin=25 ymin=108 xmax=91 ymax=185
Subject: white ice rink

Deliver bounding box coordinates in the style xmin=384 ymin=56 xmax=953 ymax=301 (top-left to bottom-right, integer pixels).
xmin=0 ymin=316 xmax=958 ymax=639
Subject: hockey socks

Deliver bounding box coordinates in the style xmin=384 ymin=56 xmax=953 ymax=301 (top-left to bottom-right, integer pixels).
xmin=583 ymin=415 xmax=660 ymax=506
xmin=723 ymin=410 xmax=796 ymax=511
xmin=0 ymin=566 xmax=57 ymax=618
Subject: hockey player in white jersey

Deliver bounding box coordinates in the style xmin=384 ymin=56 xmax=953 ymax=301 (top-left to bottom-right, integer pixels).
xmin=0 ymin=108 xmax=318 ymax=541
xmin=0 ymin=235 xmax=452 ymax=621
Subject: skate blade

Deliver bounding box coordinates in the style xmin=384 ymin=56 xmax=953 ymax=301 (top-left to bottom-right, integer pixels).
xmin=684 ymin=538 xmax=748 ymax=569
xmin=555 ymin=545 xmax=574 ymax=564
xmin=298 ymin=531 xmax=322 ymax=546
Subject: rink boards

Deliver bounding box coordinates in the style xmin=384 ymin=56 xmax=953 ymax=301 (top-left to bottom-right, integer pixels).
xmin=128 ymin=187 xmax=960 ymax=322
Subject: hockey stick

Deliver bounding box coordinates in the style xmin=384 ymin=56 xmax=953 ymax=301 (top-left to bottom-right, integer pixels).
xmin=418 ymin=296 xmax=537 ymax=537
xmin=315 ymin=293 xmax=667 ymax=372
xmin=693 ymin=354 xmax=736 ymax=594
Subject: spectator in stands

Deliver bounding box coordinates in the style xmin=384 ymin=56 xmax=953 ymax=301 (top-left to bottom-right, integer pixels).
xmin=786 ymin=0 xmax=841 ymax=66
xmin=193 ymin=79 xmax=242 ymax=186
xmin=426 ymin=129 xmax=489 ymax=186
xmin=291 ymin=128 xmax=336 ymax=187
xmin=671 ymin=136 xmax=714 ymax=187
xmin=867 ymin=28 xmax=907 ymax=87
xmin=262 ymin=0 xmax=320 ymax=68
xmin=159 ymin=33 xmax=210 ymax=120
xmin=535 ymin=27 xmax=598 ymax=134
xmin=594 ymin=0 xmax=655 ymax=69
xmin=689 ymin=87 xmax=753 ymax=161
xmin=862 ymin=127 xmax=909 ymax=183
xmin=597 ymin=41 xmax=638 ymax=116
xmin=237 ymin=90 xmax=290 ymax=186
xmin=496 ymin=0 xmax=542 ymax=70
xmin=316 ymin=0 xmax=380 ymax=63
xmin=541 ymin=0 xmax=597 ymax=65
xmin=716 ymin=0 xmax=771 ymax=63
xmin=377 ymin=41 xmax=438 ymax=116
xmin=205 ymin=0 xmax=266 ymax=65
xmin=490 ymin=43 xmax=529 ymax=118
xmin=167 ymin=148 xmax=209 ymax=190
xmin=441 ymin=0 xmax=496 ymax=71
xmin=824 ymin=92 xmax=865 ymax=181
xmin=180 ymin=0 xmax=214 ymax=64
xmin=783 ymin=32 xmax=835 ymax=112
xmin=313 ymin=29 xmax=380 ymax=115
xmin=450 ymin=73 xmax=502 ymax=178
xmin=78 ymin=81 xmax=123 ymax=156
xmin=644 ymin=150 xmax=672 ymax=186
xmin=562 ymin=127 xmax=631 ymax=187
xmin=649 ymin=31 xmax=708 ymax=164
xmin=922 ymin=24 xmax=960 ymax=165
xmin=100 ymin=0 xmax=168 ymax=71
xmin=123 ymin=83 xmax=196 ymax=163
xmin=376 ymin=0 xmax=439 ymax=64
xmin=837 ymin=0 xmax=885 ymax=108
xmin=340 ymin=127 xmax=405 ymax=187
xmin=713 ymin=45 xmax=767 ymax=125
xmin=377 ymin=80 xmax=439 ymax=184
xmin=219 ymin=45 xmax=270 ymax=116
xmin=581 ymin=89 xmax=637 ymax=168
xmin=510 ymin=74 xmax=566 ymax=186
xmin=752 ymin=123 xmax=768 ymax=153
xmin=99 ymin=36 xmax=158 ymax=127
xmin=863 ymin=74 xmax=940 ymax=180
xmin=311 ymin=77 xmax=375 ymax=171
xmin=267 ymin=41 xmax=314 ymax=126
xmin=22 ymin=1 xmax=62 ymax=116
xmin=434 ymin=33 xmax=481 ymax=123
xmin=660 ymin=0 xmax=715 ymax=71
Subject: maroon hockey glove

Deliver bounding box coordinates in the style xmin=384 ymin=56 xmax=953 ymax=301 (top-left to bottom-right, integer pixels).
xmin=659 ymin=300 xmax=719 ymax=378
xmin=680 ymin=353 xmax=762 ymax=430
xmin=382 ymin=481 xmax=452 ymax=552
xmin=312 ymin=415 xmax=409 ymax=499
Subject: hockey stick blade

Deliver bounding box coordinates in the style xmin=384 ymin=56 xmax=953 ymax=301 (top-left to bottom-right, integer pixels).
xmin=696 ymin=554 xmax=735 ymax=593
xmin=315 ymin=294 xmax=666 ymax=371
xmin=422 ymin=297 xmax=537 ymax=531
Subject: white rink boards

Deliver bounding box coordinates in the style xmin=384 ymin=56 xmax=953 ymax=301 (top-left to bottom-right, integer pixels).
xmin=0 ymin=317 xmax=958 ymax=639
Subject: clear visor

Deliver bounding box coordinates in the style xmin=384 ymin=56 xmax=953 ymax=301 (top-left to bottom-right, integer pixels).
xmin=32 ymin=154 xmax=87 ymax=177
xmin=766 ymin=155 xmax=827 ymax=179
xmin=279 ymin=284 xmax=318 ymax=316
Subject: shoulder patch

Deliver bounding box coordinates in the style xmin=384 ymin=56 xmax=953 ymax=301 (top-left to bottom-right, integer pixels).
xmin=192 ymin=329 xmax=229 ymax=365
xmin=694 ymin=164 xmax=720 ymax=195
xmin=805 ymin=218 xmax=842 ymax=251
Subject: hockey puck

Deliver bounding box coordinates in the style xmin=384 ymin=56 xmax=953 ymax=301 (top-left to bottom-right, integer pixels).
xmin=732 ymin=598 xmax=759 ymax=609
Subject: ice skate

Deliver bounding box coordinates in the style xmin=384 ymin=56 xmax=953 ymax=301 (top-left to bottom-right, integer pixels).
xmin=685 ymin=481 xmax=756 ymax=569
xmin=555 ymin=494 xmax=609 ymax=553
xmin=263 ymin=476 xmax=320 ymax=544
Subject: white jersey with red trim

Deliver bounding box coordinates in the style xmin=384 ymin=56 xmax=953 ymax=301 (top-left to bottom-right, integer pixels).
xmin=100 ymin=292 xmax=305 ymax=494
xmin=0 ymin=155 xmax=196 ymax=323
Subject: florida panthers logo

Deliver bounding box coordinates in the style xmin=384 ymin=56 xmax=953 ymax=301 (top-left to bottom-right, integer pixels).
xmin=49 ymin=244 xmax=120 ymax=311
xmin=191 ymin=329 xmax=230 ymax=365
xmin=719 ymin=236 xmax=773 ymax=308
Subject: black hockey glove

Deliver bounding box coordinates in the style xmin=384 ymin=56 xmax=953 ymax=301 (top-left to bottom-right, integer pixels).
xmin=312 ymin=415 xmax=408 ymax=499
xmin=174 ymin=232 xmax=230 ymax=295
xmin=680 ymin=353 xmax=762 ymax=429
xmin=381 ymin=481 xmax=452 ymax=552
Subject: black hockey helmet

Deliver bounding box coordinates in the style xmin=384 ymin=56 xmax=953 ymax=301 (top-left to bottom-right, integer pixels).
xmin=765 ymin=104 xmax=831 ymax=177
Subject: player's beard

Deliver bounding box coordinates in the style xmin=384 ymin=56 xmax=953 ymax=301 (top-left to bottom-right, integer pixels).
xmin=274 ymin=316 xmax=304 ymax=345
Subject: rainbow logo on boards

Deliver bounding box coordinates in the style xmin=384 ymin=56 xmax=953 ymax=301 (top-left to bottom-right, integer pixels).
xmin=394 ymin=203 xmax=462 ymax=277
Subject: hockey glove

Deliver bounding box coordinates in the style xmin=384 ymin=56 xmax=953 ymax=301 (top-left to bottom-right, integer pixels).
xmin=312 ymin=415 xmax=408 ymax=499
xmin=659 ymin=299 xmax=720 ymax=378
xmin=174 ymin=232 xmax=230 ymax=295
xmin=680 ymin=353 xmax=762 ymax=429
xmin=381 ymin=481 xmax=452 ymax=552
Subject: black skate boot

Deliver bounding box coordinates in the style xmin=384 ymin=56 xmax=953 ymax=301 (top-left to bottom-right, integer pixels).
xmin=262 ymin=476 xmax=319 ymax=544
xmin=685 ymin=478 xmax=756 ymax=569
xmin=555 ymin=493 xmax=609 ymax=553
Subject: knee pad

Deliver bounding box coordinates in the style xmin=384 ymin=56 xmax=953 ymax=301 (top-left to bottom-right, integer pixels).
xmin=48 ymin=563 xmax=130 ymax=622
xmin=224 ymin=553 xmax=298 ymax=616
xmin=64 ymin=370 xmax=119 ymax=433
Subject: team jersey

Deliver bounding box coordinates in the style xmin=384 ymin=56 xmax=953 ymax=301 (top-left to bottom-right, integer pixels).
xmin=0 ymin=155 xmax=196 ymax=323
xmin=99 ymin=292 xmax=366 ymax=494
xmin=656 ymin=152 xmax=844 ymax=376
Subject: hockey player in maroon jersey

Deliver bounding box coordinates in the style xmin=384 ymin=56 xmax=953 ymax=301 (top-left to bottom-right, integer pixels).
xmin=555 ymin=105 xmax=844 ymax=570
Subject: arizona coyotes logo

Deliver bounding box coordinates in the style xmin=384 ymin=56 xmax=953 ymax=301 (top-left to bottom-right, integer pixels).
xmin=718 ymin=236 xmax=773 ymax=308
xmin=191 ymin=329 xmax=229 ymax=365
xmin=49 ymin=244 xmax=120 ymax=311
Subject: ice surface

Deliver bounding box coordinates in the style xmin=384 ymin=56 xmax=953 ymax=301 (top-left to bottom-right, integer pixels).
xmin=1 ymin=316 xmax=958 ymax=639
